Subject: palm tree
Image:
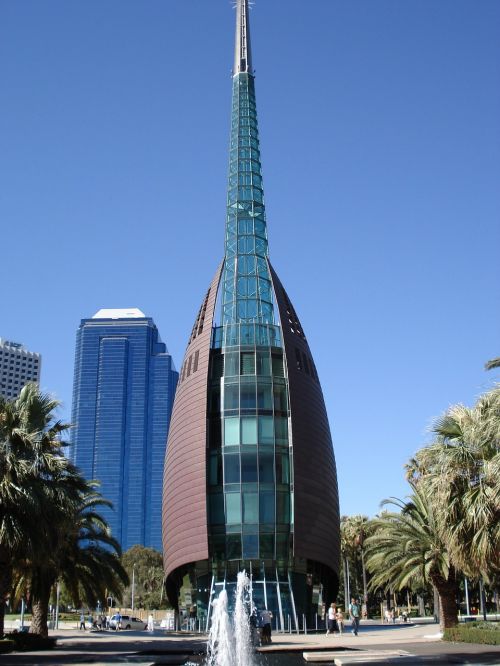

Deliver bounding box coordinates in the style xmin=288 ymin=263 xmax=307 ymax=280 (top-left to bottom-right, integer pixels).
xmin=343 ymin=515 xmax=370 ymax=615
xmin=24 ymin=484 xmax=128 ymax=637
xmin=365 ymin=484 xmax=458 ymax=630
xmin=1 ymin=384 xmax=127 ymax=638
xmin=339 ymin=517 xmax=355 ymax=612
xmin=484 ymin=357 xmax=500 ymax=371
xmin=407 ymin=386 xmax=500 ymax=581
xmin=0 ymin=386 xmax=70 ymax=636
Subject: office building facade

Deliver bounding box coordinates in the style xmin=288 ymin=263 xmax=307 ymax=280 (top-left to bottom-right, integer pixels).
xmin=71 ymin=308 xmax=178 ymax=552
xmin=0 ymin=338 xmax=41 ymax=400
xmin=162 ymin=1 xmax=340 ymax=626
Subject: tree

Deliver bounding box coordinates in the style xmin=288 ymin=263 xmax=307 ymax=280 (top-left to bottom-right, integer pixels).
xmin=122 ymin=545 xmax=167 ymax=610
xmin=22 ymin=484 xmax=129 ymax=637
xmin=484 ymin=358 xmax=500 ymax=371
xmin=407 ymin=386 xmax=500 ymax=581
xmin=0 ymin=385 xmax=77 ymax=637
xmin=1 ymin=384 xmax=128 ymax=638
xmin=365 ymin=484 xmax=459 ymax=630
xmin=342 ymin=515 xmax=371 ymax=615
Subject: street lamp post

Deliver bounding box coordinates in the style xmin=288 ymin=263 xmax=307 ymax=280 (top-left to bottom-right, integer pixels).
xmin=131 ymin=564 xmax=136 ymax=611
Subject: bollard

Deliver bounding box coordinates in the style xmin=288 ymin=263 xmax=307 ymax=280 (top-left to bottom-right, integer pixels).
xmin=315 ymin=615 xmax=318 ymax=631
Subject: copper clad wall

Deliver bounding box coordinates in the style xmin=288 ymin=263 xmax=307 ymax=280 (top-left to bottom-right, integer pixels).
xmin=269 ymin=262 xmax=340 ymax=577
xmin=162 ymin=263 xmax=223 ymax=580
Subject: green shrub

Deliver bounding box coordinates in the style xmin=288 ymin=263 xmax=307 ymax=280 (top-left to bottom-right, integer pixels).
xmin=7 ymin=633 xmax=57 ymax=651
xmin=0 ymin=639 xmax=15 ymax=654
xmin=444 ymin=622 xmax=500 ymax=646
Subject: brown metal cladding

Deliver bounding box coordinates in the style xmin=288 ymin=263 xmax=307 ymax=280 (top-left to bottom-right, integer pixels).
xmin=268 ymin=261 xmax=341 ymax=578
xmin=162 ymin=262 xmax=223 ymax=580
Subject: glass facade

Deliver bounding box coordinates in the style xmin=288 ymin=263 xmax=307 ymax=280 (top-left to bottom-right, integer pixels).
xmin=206 ymin=66 xmax=294 ymax=593
xmin=71 ymin=312 xmax=178 ymax=551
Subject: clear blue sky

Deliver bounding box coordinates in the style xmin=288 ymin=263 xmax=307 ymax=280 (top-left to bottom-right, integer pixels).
xmin=1 ymin=0 xmax=499 ymax=518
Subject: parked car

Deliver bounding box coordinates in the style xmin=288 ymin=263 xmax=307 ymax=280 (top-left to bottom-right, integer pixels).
xmin=109 ymin=614 xmax=147 ymax=630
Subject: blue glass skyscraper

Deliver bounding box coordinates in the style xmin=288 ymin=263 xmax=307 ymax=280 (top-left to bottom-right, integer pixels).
xmin=71 ymin=308 xmax=178 ymax=552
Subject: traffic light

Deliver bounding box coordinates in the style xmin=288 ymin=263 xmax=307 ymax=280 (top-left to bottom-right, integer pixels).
xmin=107 ymin=597 xmax=114 ymax=608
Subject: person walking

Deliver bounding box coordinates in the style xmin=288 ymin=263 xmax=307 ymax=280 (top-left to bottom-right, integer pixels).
xmin=147 ymin=613 xmax=154 ymax=633
xmin=326 ymin=603 xmax=336 ymax=635
xmin=259 ymin=608 xmax=273 ymax=645
xmin=349 ymin=598 xmax=361 ymax=636
xmin=335 ymin=607 xmax=344 ymax=635
xmin=115 ymin=611 xmax=122 ymax=631
xmin=79 ymin=611 xmax=86 ymax=631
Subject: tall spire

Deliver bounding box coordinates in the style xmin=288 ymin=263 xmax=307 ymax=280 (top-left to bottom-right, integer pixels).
xmin=222 ymin=0 xmax=274 ymax=327
xmin=234 ymin=0 xmax=253 ymax=75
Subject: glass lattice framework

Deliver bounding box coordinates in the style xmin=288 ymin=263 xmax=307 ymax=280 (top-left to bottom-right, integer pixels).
xmin=208 ymin=71 xmax=293 ymax=566
xmin=222 ymin=73 xmax=274 ymax=325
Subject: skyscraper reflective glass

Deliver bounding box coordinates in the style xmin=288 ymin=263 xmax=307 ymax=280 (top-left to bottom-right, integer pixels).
xmin=162 ymin=0 xmax=340 ymax=627
xmin=71 ymin=309 xmax=178 ymax=552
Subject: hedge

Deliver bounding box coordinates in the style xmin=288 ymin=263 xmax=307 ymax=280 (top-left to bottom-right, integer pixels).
xmin=443 ymin=622 xmax=500 ymax=646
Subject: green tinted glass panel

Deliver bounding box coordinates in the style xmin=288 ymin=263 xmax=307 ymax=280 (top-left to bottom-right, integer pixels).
xmin=226 ymin=493 xmax=241 ymax=524
xmin=277 ymin=492 xmax=290 ymax=523
xmin=224 ymin=454 xmax=240 ymax=483
xmin=273 ymin=385 xmax=288 ymax=412
xmin=274 ymin=416 xmax=288 ymax=445
xmin=241 ymin=453 xmax=258 ymax=482
xmin=242 ymin=534 xmax=259 ymax=559
xmin=276 ymin=453 xmax=290 ymax=484
xmin=260 ymin=533 xmax=274 ymax=559
xmin=276 ymin=533 xmax=289 ymax=560
xmin=258 ymin=416 xmax=274 ymax=445
xmin=242 ymin=493 xmax=258 ymax=523
xmin=259 ymin=452 xmax=274 ymax=483
xmin=241 ymin=416 xmax=257 ymax=445
xmin=224 ymin=417 xmax=240 ymax=446
xmin=224 ymin=383 xmax=239 ymax=410
xmin=226 ymin=534 xmax=242 ymax=559
xmin=241 ymin=352 xmax=255 ymax=375
xmin=256 ymin=351 xmax=271 ymax=375
xmin=257 ymin=383 xmax=272 ymax=409
xmin=259 ymin=490 xmax=275 ymax=523
xmin=272 ymin=354 xmax=284 ymax=376
xmin=224 ymin=352 xmax=239 ymax=376
xmin=240 ymin=383 xmax=256 ymax=409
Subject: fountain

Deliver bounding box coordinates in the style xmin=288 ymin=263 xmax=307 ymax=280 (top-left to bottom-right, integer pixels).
xmin=206 ymin=571 xmax=256 ymax=666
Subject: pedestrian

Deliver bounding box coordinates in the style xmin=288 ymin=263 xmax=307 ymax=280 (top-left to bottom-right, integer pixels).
xmin=115 ymin=611 xmax=122 ymax=631
xmin=259 ymin=608 xmax=273 ymax=645
xmin=147 ymin=613 xmax=154 ymax=633
xmin=335 ymin=607 xmax=344 ymax=635
xmin=79 ymin=611 xmax=86 ymax=631
xmin=349 ymin=598 xmax=361 ymax=636
xmin=326 ymin=603 xmax=336 ymax=635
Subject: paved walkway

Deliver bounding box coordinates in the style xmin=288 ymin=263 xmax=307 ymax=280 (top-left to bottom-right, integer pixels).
xmin=0 ymin=623 xmax=498 ymax=664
